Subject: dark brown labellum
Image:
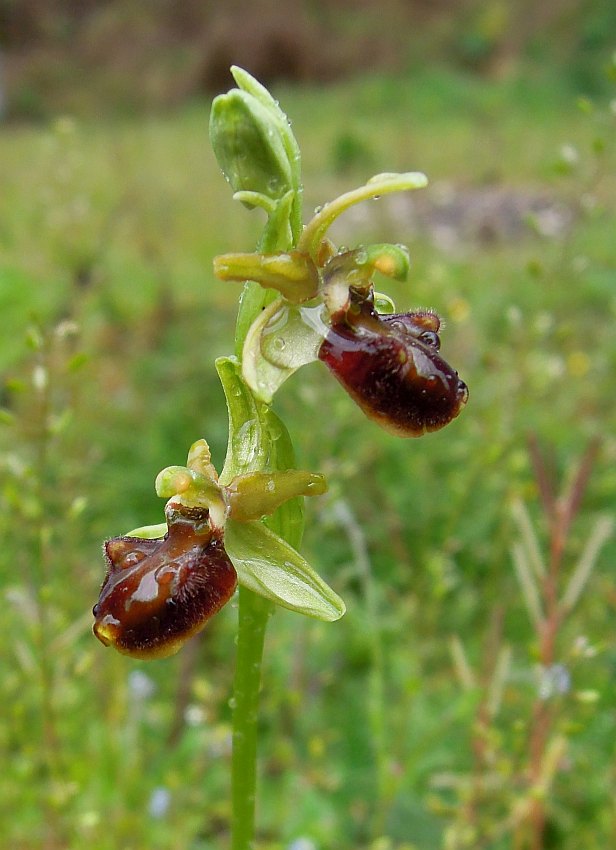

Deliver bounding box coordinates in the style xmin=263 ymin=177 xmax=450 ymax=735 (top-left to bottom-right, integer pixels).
xmin=93 ymin=504 xmax=237 ymax=659
xmin=318 ymin=296 xmax=468 ymax=437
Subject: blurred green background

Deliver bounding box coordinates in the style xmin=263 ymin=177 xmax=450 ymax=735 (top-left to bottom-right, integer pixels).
xmin=1 ymin=2 xmax=615 ymax=849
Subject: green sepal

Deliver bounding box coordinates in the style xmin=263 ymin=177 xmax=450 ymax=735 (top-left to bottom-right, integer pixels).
xmin=225 ymin=518 xmax=345 ymax=621
xmin=216 ymin=356 xmax=271 ymax=485
xmin=225 ymin=470 xmax=327 ymax=522
xmin=230 ymin=66 xmax=301 ymax=184
xmin=230 ymin=65 xmax=302 ymax=242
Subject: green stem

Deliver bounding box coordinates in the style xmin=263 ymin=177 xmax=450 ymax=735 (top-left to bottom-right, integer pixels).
xmin=231 ymin=588 xmax=272 ymax=850
xmin=229 ymin=187 xmax=299 ymax=845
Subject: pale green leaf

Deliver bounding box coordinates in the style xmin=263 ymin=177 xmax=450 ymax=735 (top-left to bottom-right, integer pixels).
xmin=226 ymin=518 xmax=345 ymax=621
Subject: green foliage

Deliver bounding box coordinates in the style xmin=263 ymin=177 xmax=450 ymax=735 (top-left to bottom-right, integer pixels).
xmin=1 ymin=65 xmax=615 ymax=848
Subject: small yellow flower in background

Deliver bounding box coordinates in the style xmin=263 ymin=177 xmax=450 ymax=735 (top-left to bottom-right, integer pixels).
xmin=567 ymin=351 xmax=591 ymax=377
xmin=448 ymin=296 xmax=470 ymax=323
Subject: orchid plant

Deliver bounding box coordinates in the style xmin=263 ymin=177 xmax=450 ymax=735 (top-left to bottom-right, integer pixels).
xmin=92 ymin=67 xmax=468 ymax=849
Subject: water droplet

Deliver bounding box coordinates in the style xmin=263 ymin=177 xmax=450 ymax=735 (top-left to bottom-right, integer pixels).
xmin=273 ymin=337 xmax=286 ymax=351
xmin=266 ymin=480 xmax=276 ymax=492
xmin=121 ymin=552 xmax=142 ymax=569
xmin=268 ymin=417 xmax=282 ymax=441
xmin=233 ymin=420 xmax=258 ymax=468
xmin=314 ymin=205 xmax=323 ymax=214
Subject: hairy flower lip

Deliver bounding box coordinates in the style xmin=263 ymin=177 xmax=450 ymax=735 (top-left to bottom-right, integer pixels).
xmin=93 ymin=448 xmax=337 ymax=657
xmin=93 ymin=503 xmax=237 ymax=660
xmin=319 ymin=295 xmax=468 ymax=437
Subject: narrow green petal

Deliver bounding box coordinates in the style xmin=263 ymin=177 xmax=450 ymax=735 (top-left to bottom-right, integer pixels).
xmin=214 ymin=250 xmax=318 ymax=302
xmin=225 ymin=470 xmax=327 ymax=522
xmin=298 ymin=172 xmax=428 ymax=259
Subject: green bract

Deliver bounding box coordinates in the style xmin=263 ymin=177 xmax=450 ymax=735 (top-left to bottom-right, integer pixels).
xmin=226 ymin=519 xmax=345 ymax=622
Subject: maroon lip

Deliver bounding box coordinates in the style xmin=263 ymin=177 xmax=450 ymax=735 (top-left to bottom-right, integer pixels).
xmin=319 ymin=300 xmax=468 ymax=437
xmin=93 ymin=505 xmax=237 ymax=659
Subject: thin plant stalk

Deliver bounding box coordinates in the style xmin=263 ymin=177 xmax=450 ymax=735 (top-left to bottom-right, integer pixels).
xmin=231 ymin=589 xmax=272 ymax=850
xmin=30 ymin=332 xmax=64 ymax=849
xmin=228 ymin=141 xmax=297 ymax=850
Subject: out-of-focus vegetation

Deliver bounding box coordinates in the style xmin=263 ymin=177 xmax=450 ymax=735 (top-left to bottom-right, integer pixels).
xmin=1 ymin=3 xmax=616 ymax=847
xmin=1 ymin=0 xmax=615 ymax=117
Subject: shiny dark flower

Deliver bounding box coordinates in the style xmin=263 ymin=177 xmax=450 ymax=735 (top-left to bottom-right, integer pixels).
xmin=318 ymin=288 xmax=468 ymax=436
xmin=93 ymin=501 xmax=237 ymax=659
xmin=92 ymin=438 xmax=340 ymax=659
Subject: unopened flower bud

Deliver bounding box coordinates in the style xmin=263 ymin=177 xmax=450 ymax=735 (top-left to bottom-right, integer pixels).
xmin=210 ymin=89 xmax=293 ymax=206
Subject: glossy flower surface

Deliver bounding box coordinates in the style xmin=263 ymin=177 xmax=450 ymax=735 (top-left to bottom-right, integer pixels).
xmin=93 ymin=432 xmax=343 ymax=660
xmin=319 ymin=291 xmax=468 ymax=436
xmin=93 ymin=501 xmax=237 ymax=660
